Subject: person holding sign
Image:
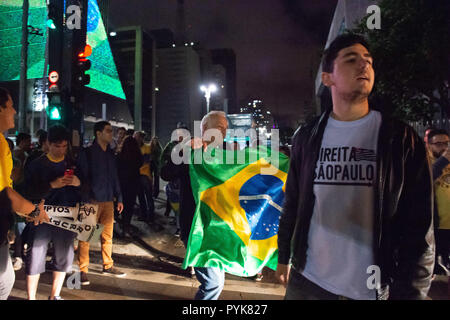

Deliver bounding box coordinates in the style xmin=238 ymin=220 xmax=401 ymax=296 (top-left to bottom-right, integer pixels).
xmin=23 ymin=125 xmax=81 ymax=300
xmin=77 ymin=121 xmax=125 ymax=286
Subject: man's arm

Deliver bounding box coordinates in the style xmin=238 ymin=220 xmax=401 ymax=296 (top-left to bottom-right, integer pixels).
xmin=276 ymin=130 xmax=302 ymax=286
xmin=1 ymin=187 xmax=49 ymax=225
xmin=390 ymin=128 xmax=435 ymax=300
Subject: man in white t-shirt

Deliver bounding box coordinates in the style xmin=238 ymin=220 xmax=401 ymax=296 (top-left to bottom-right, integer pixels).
xmin=276 ymin=34 xmax=434 ymax=300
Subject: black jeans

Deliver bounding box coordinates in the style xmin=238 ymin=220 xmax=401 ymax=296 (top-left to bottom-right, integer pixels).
xmin=138 ymin=175 xmax=154 ymax=221
xmin=121 ymin=182 xmax=139 ymax=230
xmin=285 ymin=269 xmax=352 ymax=300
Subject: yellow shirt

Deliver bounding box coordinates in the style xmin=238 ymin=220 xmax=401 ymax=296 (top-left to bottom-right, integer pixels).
xmin=0 ymin=133 xmax=13 ymax=190
xmin=435 ymin=162 xmax=450 ymax=229
xmin=139 ymin=144 xmax=151 ymax=177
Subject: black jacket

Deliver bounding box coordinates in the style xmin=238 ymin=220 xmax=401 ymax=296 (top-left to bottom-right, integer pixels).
xmin=160 ymin=161 xmax=195 ymax=246
xmin=278 ymin=110 xmax=435 ymax=300
xmin=77 ymin=141 xmax=122 ymax=203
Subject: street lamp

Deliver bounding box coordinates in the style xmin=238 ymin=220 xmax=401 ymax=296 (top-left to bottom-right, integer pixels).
xmin=200 ymin=84 xmax=217 ymax=114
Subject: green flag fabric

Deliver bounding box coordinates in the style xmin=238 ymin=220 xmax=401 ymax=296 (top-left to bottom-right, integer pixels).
xmin=183 ymin=146 xmax=290 ymax=277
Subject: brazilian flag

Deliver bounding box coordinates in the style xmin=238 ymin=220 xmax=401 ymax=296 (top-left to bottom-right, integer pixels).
xmin=183 ymin=146 xmax=289 ymax=277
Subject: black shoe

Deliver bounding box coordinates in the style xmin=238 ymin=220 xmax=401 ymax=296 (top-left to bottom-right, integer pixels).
xmin=102 ymin=267 xmax=126 ymax=277
xmin=80 ymin=271 xmax=90 ymax=285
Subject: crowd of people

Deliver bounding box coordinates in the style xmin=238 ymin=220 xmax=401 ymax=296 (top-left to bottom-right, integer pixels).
xmin=0 ymin=33 xmax=449 ymax=301
xmin=0 ymin=93 xmax=167 ymax=299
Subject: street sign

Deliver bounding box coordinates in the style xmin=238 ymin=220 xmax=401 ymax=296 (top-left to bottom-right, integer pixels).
xmin=49 ymin=71 xmax=59 ymax=83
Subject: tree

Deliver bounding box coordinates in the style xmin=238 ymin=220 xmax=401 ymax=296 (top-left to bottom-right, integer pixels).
xmin=352 ymin=0 xmax=450 ymax=122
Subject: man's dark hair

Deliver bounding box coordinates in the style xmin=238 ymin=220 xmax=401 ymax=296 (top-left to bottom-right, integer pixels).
xmin=126 ymin=129 xmax=135 ymax=136
xmin=118 ymin=127 xmax=126 ymax=132
xmin=94 ymin=121 xmax=111 ymax=138
xmin=322 ymin=33 xmax=371 ymax=73
xmin=16 ymin=132 xmax=31 ymax=146
xmin=48 ymin=125 xmax=69 ymax=144
xmin=0 ymin=87 xmax=10 ymax=109
xmin=428 ymin=128 xmax=449 ymax=142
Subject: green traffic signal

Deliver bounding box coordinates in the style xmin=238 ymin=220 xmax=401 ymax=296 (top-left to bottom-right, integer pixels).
xmin=49 ymin=106 xmax=61 ymax=120
xmin=47 ymin=18 xmax=56 ymax=30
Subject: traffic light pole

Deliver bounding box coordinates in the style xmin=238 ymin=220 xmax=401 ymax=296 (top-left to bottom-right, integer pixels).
xmin=47 ymin=0 xmax=89 ymax=151
xmin=19 ymin=0 xmax=29 ymax=133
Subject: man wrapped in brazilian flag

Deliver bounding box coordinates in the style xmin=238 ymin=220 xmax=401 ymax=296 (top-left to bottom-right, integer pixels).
xmin=161 ymin=111 xmax=289 ymax=300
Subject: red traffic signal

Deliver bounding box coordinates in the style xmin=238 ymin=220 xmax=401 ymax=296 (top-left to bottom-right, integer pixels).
xmin=74 ymin=45 xmax=92 ymax=87
xmin=78 ymin=44 xmax=92 ymax=58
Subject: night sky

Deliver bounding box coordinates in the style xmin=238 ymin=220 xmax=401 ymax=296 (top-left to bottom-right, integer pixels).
xmin=108 ymin=0 xmax=336 ymax=127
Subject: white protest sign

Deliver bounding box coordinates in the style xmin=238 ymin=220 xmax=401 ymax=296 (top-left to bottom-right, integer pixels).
xmin=42 ymin=203 xmax=102 ymax=242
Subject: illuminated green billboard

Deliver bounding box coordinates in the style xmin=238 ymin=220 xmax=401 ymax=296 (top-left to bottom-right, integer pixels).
xmin=0 ymin=0 xmax=126 ymax=99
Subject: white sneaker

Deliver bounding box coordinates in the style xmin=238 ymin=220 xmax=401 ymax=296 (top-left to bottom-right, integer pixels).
xmin=12 ymin=257 xmax=23 ymax=271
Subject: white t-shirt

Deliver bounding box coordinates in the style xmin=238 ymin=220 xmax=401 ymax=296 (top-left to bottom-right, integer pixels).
xmin=302 ymin=110 xmax=382 ymax=300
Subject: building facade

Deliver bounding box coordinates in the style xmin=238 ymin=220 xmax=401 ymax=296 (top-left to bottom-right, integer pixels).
xmin=109 ymin=26 xmax=156 ymax=134
xmin=155 ymin=46 xmax=203 ymax=144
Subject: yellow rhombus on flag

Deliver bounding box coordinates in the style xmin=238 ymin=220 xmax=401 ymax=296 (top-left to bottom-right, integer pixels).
xmin=183 ymin=146 xmax=289 ymax=277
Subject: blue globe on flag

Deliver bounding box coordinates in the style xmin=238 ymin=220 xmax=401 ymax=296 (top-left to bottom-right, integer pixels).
xmin=239 ymin=174 xmax=284 ymax=240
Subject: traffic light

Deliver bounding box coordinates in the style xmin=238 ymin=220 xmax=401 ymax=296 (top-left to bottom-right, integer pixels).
xmin=73 ymin=44 xmax=92 ymax=89
xmin=47 ymin=3 xmax=58 ymax=30
xmin=49 ymin=105 xmax=62 ymax=120
xmin=47 ymin=93 xmax=64 ymax=126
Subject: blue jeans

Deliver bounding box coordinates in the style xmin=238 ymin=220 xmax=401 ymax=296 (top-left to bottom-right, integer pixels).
xmin=194 ymin=267 xmax=225 ymax=300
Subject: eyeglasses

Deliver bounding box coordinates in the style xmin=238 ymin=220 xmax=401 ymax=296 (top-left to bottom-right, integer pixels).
xmin=429 ymin=142 xmax=449 ymax=147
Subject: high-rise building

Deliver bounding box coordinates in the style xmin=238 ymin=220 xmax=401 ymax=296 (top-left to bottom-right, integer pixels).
xmin=210 ymin=49 xmax=238 ymax=114
xmin=155 ymin=46 xmax=203 ymax=144
xmin=150 ymin=29 xmax=175 ymax=49
xmin=207 ymin=64 xmax=227 ymax=112
xmin=0 ymin=0 xmax=130 ymax=140
xmin=239 ymin=99 xmax=274 ymax=134
xmin=109 ymin=26 xmax=156 ymax=134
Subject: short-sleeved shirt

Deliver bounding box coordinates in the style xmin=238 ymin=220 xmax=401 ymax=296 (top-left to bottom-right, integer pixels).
xmin=0 ymin=133 xmax=12 ymax=190
xmin=303 ymin=110 xmax=382 ymax=300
